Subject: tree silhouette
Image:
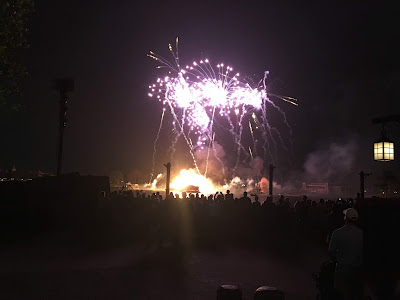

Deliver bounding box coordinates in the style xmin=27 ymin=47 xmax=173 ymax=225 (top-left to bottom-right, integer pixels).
xmin=0 ymin=0 xmax=34 ymax=109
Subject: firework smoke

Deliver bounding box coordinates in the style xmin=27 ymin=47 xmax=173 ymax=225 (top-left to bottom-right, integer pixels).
xmin=304 ymin=140 xmax=358 ymax=182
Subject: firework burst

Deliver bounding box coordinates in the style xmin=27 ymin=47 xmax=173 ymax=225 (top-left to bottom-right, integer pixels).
xmin=148 ymin=38 xmax=296 ymax=181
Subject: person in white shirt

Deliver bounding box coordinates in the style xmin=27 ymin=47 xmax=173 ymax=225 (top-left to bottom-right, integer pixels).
xmin=329 ymin=208 xmax=363 ymax=299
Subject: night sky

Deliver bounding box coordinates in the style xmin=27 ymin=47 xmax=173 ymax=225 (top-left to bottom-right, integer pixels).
xmin=1 ymin=0 xmax=399 ymax=187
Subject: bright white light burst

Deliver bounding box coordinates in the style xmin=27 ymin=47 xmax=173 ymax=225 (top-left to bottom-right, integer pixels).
xmin=148 ymin=38 xmax=297 ymax=178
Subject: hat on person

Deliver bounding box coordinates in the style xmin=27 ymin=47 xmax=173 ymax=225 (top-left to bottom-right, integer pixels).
xmin=343 ymin=208 xmax=358 ymax=221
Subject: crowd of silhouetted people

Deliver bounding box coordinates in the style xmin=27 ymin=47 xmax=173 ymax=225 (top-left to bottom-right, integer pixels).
xmin=1 ymin=179 xmax=400 ymax=298
xmin=96 ymin=189 xmax=400 ymax=299
xmin=95 ymin=189 xmax=364 ymax=253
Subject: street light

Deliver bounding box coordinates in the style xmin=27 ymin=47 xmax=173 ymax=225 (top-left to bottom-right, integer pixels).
xmin=374 ymin=130 xmax=394 ymax=161
xmin=372 ymin=115 xmax=399 ymax=162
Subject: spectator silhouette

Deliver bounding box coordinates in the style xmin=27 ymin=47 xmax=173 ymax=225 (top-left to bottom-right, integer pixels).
xmin=329 ymin=208 xmax=363 ymax=299
xmin=239 ymin=191 xmax=251 ymax=207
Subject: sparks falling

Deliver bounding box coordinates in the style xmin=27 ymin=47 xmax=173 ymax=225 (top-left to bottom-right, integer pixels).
xmin=148 ymin=38 xmax=297 ymax=179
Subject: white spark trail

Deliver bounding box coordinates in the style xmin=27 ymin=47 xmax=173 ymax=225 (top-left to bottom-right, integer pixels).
xmin=150 ymin=109 xmax=165 ymax=182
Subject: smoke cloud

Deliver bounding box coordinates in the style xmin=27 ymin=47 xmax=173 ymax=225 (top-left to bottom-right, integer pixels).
xmin=235 ymin=156 xmax=264 ymax=179
xmin=304 ymin=140 xmax=358 ymax=182
xmin=194 ymin=142 xmax=226 ymax=183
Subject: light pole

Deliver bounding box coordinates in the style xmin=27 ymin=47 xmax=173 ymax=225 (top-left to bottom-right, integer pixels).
xmin=164 ymin=162 xmax=171 ymax=198
xmin=269 ymin=164 xmax=275 ymax=197
xmin=359 ymin=171 xmax=371 ymax=199
xmin=52 ymin=78 xmax=74 ymax=176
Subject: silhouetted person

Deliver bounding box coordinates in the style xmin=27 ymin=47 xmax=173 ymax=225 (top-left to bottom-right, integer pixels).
xmin=279 ymin=194 xmax=284 ymax=205
xmin=216 ymin=192 xmax=224 ymax=203
xmin=252 ymin=194 xmax=261 ymax=209
xmin=156 ymin=191 xmax=162 ymax=202
xmin=214 ymin=191 xmax=219 ymax=201
xmin=263 ymin=195 xmax=275 ymax=209
xmin=329 ymin=208 xmax=363 ymax=299
xmin=200 ymin=194 xmax=205 ymax=203
xmin=309 ymin=200 xmax=319 ymax=229
xmin=294 ymin=195 xmax=307 ymax=224
xmin=190 ymin=193 xmax=195 ymax=202
xmin=284 ymin=197 xmax=290 ymax=208
xmin=239 ymin=191 xmax=251 ymax=207
xmin=225 ymin=190 xmax=234 ymax=202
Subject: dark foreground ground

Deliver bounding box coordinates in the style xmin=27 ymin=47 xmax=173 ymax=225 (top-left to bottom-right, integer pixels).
xmin=0 ymin=230 xmax=327 ymax=300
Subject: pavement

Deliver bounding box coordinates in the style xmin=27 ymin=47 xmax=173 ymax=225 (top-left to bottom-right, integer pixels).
xmin=0 ymin=231 xmax=328 ymax=299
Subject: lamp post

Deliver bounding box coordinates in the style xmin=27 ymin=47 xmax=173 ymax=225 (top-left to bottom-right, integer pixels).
xmin=359 ymin=171 xmax=371 ymax=199
xmin=372 ymin=115 xmax=399 ymax=162
xmin=269 ymin=164 xmax=275 ymax=197
xmin=52 ymin=78 xmax=74 ymax=176
xmin=164 ymin=162 xmax=171 ymax=198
